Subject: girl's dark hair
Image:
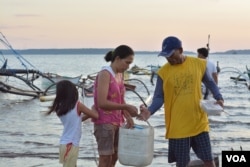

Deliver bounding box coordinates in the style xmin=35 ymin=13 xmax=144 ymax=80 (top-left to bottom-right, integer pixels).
xmin=104 ymin=45 xmax=134 ymax=62
xmin=47 ymin=80 xmax=78 ymax=116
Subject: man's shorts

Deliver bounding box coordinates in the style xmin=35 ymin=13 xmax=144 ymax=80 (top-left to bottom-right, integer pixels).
xmin=59 ymin=143 xmax=79 ymax=167
xmin=94 ymin=124 xmax=119 ymax=155
xmin=168 ymin=132 xmax=213 ymax=167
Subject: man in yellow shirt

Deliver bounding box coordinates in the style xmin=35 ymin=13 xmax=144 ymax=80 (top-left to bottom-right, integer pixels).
xmin=139 ymin=36 xmax=224 ymax=167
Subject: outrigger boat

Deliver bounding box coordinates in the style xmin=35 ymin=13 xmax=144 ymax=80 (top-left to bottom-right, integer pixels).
xmin=0 ymin=32 xmax=54 ymax=97
xmin=0 ymin=68 xmax=52 ymax=97
xmin=229 ymin=65 xmax=250 ymax=82
xmin=126 ymin=65 xmax=151 ymax=75
xmin=41 ymin=72 xmax=82 ymax=90
xmin=220 ymin=66 xmax=250 ymax=90
xmin=126 ymin=64 xmax=161 ymax=86
xmin=127 ymin=64 xmax=161 ymax=76
xmin=0 ymin=32 xmax=84 ymax=98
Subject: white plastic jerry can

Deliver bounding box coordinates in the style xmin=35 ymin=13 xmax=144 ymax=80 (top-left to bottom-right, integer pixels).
xmin=118 ymin=122 xmax=154 ymax=166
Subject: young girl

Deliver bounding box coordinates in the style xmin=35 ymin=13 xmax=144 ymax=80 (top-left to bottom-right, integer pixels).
xmin=47 ymin=80 xmax=98 ymax=167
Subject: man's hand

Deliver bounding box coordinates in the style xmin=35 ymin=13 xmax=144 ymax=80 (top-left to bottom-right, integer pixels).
xmin=216 ymin=100 xmax=224 ymax=108
xmin=137 ymin=104 xmax=151 ymax=121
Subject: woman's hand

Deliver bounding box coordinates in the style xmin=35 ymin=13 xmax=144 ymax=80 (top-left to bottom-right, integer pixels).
xmin=123 ymin=110 xmax=134 ymax=129
xmin=125 ymin=104 xmax=138 ymax=117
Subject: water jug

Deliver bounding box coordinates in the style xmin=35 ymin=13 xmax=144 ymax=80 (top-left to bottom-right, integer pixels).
xmin=118 ymin=121 xmax=154 ymax=166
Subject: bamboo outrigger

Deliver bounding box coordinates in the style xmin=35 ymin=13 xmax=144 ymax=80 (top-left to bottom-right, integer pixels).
xmin=0 ymin=32 xmax=82 ymax=98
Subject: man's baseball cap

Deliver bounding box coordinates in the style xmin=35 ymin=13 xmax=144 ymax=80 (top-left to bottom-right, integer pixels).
xmin=158 ymin=36 xmax=182 ymax=57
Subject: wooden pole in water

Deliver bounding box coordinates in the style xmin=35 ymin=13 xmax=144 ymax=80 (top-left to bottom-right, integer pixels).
xmin=207 ymin=34 xmax=210 ymax=55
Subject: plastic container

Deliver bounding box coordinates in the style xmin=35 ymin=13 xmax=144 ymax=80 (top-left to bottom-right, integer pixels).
xmin=200 ymin=100 xmax=223 ymax=115
xmin=118 ymin=122 xmax=154 ymax=166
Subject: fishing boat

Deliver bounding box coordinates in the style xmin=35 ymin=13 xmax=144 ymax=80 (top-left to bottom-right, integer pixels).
xmin=220 ymin=66 xmax=250 ymax=90
xmin=147 ymin=64 xmax=161 ymax=73
xmin=0 ymin=33 xmax=51 ymax=97
xmin=41 ymin=72 xmax=82 ymax=90
xmin=228 ymin=65 xmax=250 ymax=82
xmin=39 ymin=72 xmax=96 ymax=102
xmin=126 ymin=64 xmax=161 ymax=85
xmin=43 ymin=73 xmax=82 ymax=84
xmin=0 ymin=32 xmax=85 ymax=98
xmin=126 ymin=65 xmax=151 ymax=75
xmin=0 ymin=68 xmax=51 ymax=97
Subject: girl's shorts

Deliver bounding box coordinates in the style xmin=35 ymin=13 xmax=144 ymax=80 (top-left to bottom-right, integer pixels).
xmin=59 ymin=143 xmax=79 ymax=167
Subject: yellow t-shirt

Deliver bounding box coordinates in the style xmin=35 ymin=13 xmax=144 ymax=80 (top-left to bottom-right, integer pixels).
xmin=158 ymin=56 xmax=209 ymax=139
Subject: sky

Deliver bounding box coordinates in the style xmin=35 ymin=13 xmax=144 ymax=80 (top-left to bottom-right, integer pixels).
xmin=1 ymin=0 xmax=250 ymax=52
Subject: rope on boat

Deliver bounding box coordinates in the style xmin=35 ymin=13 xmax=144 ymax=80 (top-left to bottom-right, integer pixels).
xmin=0 ymin=32 xmax=38 ymax=71
xmin=124 ymin=78 xmax=150 ymax=96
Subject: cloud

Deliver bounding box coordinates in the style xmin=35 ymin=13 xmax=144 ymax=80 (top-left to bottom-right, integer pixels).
xmin=0 ymin=25 xmax=33 ymax=29
xmin=14 ymin=14 xmax=41 ymax=17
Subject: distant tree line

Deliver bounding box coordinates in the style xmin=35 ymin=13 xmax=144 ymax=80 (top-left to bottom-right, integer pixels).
xmin=1 ymin=48 xmax=250 ymax=55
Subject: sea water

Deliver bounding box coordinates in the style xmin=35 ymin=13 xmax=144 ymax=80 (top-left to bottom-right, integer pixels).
xmin=0 ymin=53 xmax=250 ymax=167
